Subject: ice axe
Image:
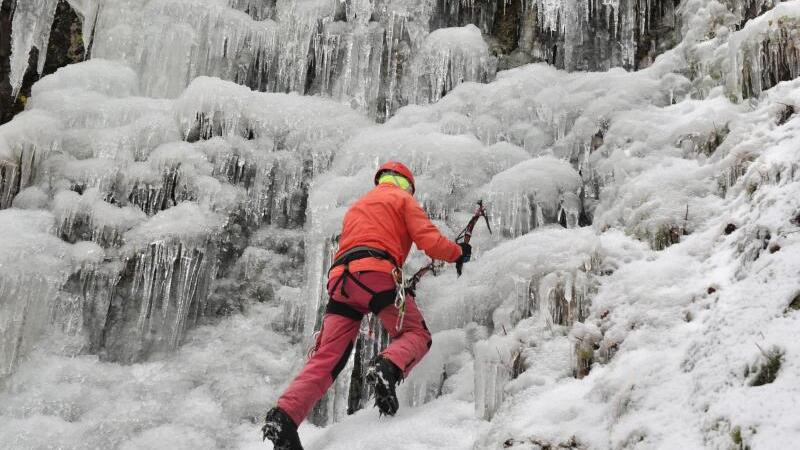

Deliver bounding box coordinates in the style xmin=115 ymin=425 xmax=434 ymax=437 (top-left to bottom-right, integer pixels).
xmin=406 ymin=200 xmax=492 ymax=293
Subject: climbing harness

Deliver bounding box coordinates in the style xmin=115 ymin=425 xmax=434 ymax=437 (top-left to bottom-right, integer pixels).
xmin=323 ymin=201 xmax=490 ymax=333
xmin=325 ymin=246 xmax=406 ymax=327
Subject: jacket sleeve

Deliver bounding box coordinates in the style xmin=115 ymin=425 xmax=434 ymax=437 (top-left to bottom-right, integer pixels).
xmin=403 ymin=196 xmax=463 ymax=262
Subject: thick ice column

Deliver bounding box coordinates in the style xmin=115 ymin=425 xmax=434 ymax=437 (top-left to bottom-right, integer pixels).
xmin=89 ymin=0 xmax=280 ymax=98
xmin=56 ymin=261 xmax=123 ymax=354
xmin=404 ymin=24 xmax=496 ymax=106
xmin=483 ymin=156 xmax=583 ymax=238
xmin=9 ymin=0 xmax=59 ymax=97
xmin=95 ymin=202 xmax=224 ymax=362
xmin=273 ymin=0 xmax=332 ymax=93
xmin=0 ymin=110 xmax=62 ymax=209
xmin=312 ymin=21 xmax=386 ymax=114
xmin=130 ymin=240 xmax=215 ymax=348
xmin=474 ymin=335 xmax=514 ymax=420
xmin=725 ymin=3 xmax=800 ymax=100
xmin=0 ymin=210 xmax=72 ymax=381
xmin=301 ymin=235 xmax=338 ymax=338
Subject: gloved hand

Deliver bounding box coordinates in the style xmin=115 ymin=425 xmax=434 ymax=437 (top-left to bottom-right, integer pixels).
xmin=455 ymin=242 xmax=472 ymax=276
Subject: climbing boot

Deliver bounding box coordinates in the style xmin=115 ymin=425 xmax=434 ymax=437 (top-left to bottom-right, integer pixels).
xmin=366 ymin=356 xmax=403 ymax=416
xmin=262 ymin=407 xmax=303 ymax=450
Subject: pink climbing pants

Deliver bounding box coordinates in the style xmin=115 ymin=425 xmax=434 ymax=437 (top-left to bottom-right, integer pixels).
xmin=276 ymin=271 xmax=432 ymax=426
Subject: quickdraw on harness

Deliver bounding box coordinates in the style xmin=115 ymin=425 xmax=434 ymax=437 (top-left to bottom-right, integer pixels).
xmin=406 ymin=200 xmax=491 ymax=294
xmin=392 ymin=266 xmax=407 ymax=331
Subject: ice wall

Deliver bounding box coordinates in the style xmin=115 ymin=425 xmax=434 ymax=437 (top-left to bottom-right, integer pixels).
xmin=0 ymin=210 xmax=72 ymax=381
xmin=3 ymin=0 xmax=698 ymax=125
xmin=0 ymin=60 xmax=369 ymax=371
xmin=2 ymin=0 xmax=800 ymax=446
xmin=8 ymin=0 xmax=59 ymax=98
xmin=294 ymin=0 xmax=800 ymax=429
xmin=3 ymin=0 xmax=496 ymax=120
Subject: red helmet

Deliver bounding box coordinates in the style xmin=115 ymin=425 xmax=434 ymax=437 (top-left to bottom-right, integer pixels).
xmin=374 ymin=161 xmax=415 ymax=193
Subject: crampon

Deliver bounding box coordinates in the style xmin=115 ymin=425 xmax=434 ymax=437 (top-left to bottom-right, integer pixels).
xmin=262 ymin=407 xmax=303 ymax=450
xmin=366 ymin=356 xmax=403 ymax=416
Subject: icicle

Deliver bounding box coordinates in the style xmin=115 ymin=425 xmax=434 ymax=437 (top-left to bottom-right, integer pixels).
xmin=0 ymin=210 xmax=72 ymax=381
xmin=484 ymin=157 xmax=583 ymax=238
xmin=404 ymin=25 xmax=496 ymax=107
xmin=474 ymin=338 xmax=513 ymax=420
xmin=0 ymin=110 xmax=62 ymax=210
xmin=9 ymin=0 xmax=59 ymax=98
xmin=64 ymin=0 xmax=100 ymax=56
xmin=127 ymin=240 xmax=217 ymax=357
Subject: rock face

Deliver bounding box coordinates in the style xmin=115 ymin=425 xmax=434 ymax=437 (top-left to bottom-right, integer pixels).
xmin=1 ymin=0 xmax=24 ymax=124
xmin=437 ymin=0 xmax=683 ymax=71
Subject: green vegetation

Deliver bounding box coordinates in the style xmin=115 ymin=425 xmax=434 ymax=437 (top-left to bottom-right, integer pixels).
xmin=749 ymin=346 xmax=784 ymax=387
xmin=788 ymin=293 xmax=800 ymax=311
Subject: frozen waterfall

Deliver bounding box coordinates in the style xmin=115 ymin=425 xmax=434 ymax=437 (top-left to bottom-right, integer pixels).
xmin=2 ymin=0 xmax=800 ymax=449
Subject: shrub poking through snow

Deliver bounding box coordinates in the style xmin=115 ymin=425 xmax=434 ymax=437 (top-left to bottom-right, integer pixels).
xmin=503 ymin=435 xmax=585 ymax=449
xmin=776 ymin=103 xmax=796 ymax=126
xmin=679 ymin=123 xmax=730 ymax=156
xmin=651 ymin=224 xmax=684 ymax=251
xmin=788 ymin=293 xmax=800 ymax=312
xmin=730 ymin=425 xmax=752 ymax=450
xmin=748 ymin=346 xmax=784 ymax=387
xmin=570 ymin=322 xmax=602 ymax=379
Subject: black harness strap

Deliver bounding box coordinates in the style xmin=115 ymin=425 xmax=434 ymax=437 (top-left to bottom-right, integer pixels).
xmin=328 ymin=246 xmax=398 ymax=299
xmin=369 ymin=289 xmax=397 ymax=315
xmin=325 ymin=245 xmax=400 ymax=320
xmin=330 ymin=247 xmax=398 ymax=269
xmin=325 ymin=299 xmax=364 ymax=321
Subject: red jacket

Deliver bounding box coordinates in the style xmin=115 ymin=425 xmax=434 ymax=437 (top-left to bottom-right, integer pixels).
xmin=329 ymin=183 xmax=462 ymax=278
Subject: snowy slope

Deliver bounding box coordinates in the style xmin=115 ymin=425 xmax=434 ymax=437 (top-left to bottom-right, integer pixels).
xmin=2 ymin=0 xmax=800 ymax=449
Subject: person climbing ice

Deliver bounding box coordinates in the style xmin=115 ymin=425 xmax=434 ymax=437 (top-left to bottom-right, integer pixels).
xmin=262 ymin=161 xmax=471 ymax=450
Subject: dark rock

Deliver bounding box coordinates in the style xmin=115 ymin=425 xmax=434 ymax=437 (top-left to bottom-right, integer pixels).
xmin=739 ymin=0 xmax=780 ymax=28
xmin=42 ymin=1 xmax=85 ymax=77
xmin=491 ymin=0 xmax=521 ymax=55
xmin=749 ymin=346 xmax=784 ymax=387
xmin=0 ymin=0 xmax=37 ymax=125
xmin=788 ymin=293 xmax=800 ymax=311
xmin=724 ymin=223 xmax=737 ymax=235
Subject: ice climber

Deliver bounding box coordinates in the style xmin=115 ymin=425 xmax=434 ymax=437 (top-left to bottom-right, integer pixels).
xmin=262 ymin=161 xmax=471 ymax=449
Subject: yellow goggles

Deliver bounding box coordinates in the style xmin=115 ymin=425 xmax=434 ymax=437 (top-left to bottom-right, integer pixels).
xmin=379 ymin=173 xmax=412 ymax=193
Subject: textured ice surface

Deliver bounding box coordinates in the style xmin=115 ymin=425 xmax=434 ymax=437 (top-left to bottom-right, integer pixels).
xmin=8 ymin=0 xmax=496 ymax=118
xmin=3 ymin=0 xmax=800 ymax=449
